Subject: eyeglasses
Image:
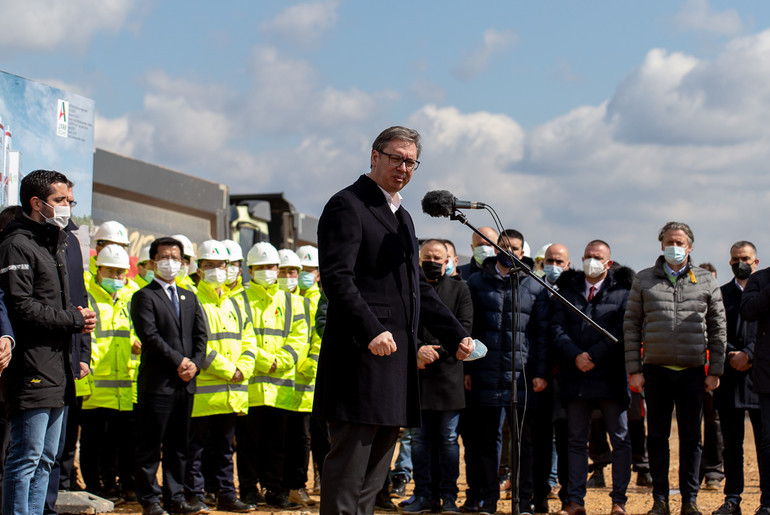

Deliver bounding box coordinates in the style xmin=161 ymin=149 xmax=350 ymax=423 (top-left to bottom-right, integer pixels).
xmin=378 ymin=151 xmax=420 ymax=171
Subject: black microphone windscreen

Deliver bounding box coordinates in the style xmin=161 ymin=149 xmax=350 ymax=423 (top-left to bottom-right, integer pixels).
xmin=422 ymin=190 xmax=456 ymax=218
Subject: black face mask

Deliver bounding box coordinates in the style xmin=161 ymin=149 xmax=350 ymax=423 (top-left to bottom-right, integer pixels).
xmin=421 ymin=261 xmax=444 ymax=281
xmin=732 ymin=261 xmax=753 ymax=280
xmin=496 ymin=252 xmax=514 ymax=269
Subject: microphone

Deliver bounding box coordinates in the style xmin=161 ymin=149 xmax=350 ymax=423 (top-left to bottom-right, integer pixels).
xmin=421 ymin=190 xmax=487 ymax=218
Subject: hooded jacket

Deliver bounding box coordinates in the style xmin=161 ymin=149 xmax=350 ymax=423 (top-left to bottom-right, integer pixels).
xmin=550 ymin=266 xmax=634 ymax=406
xmin=0 ymin=212 xmax=85 ymax=416
xmin=623 ymin=256 xmax=726 ymax=376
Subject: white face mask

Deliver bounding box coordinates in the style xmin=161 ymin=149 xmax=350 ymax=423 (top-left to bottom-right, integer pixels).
xmin=226 ymin=264 xmax=241 ymax=284
xmin=41 ymin=201 xmax=70 ymax=229
xmin=155 ymin=259 xmax=182 ymax=281
xmin=202 ymin=268 xmax=227 ymax=288
xmin=278 ymin=277 xmax=298 ymax=292
xmin=252 ymin=269 xmax=278 ymax=287
xmin=583 ymin=257 xmax=607 ymax=278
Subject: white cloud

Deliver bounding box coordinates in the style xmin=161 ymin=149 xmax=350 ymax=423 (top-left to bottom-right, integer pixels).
xmin=674 ymin=0 xmax=746 ymax=37
xmin=0 ymin=0 xmax=135 ymax=52
xmin=607 ymin=30 xmax=770 ymax=146
xmin=92 ymin=26 xmax=770 ymax=279
xmin=259 ymin=0 xmax=339 ymax=48
xmin=453 ymin=28 xmax=518 ymax=80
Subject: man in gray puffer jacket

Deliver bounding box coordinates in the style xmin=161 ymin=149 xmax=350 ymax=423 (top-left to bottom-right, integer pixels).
xmin=623 ymin=221 xmax=726 ymax=515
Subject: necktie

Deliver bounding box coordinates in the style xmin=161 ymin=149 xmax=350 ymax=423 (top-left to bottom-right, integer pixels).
xmin=587 ymin=285 xmax=596 ymax=302
xmin=168 ymin=285 xmax=180 ymax=317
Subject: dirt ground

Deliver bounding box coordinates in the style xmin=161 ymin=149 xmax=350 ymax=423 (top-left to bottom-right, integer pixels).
xmin=109 ymin=417 xmax=760 ymax=515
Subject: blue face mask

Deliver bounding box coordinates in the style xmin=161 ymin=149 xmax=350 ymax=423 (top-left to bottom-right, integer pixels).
xmin=473 ymin=245 xmax=496 ymax=265
xmin=445 ymin=259 xmax=455 ymax=276
xmin=299 ymin=271 xmax=316 ymax=290
xmin=143 ymin=270 xmax=155 ymax=283
xmin=544 ymin=264 xmax=563 ymax=283
xmin=101 ymin=277 xmax=125 ymax=294
xmin=664 ymin=246 xmax=688 ymax=265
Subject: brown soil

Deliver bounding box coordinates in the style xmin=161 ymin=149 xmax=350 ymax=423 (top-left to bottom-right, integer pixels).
xmin=107 ymin=418 xmax=759 ymax=515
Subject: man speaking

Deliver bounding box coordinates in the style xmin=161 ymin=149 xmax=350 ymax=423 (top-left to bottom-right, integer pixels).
xmin=314 ymin=126 xmax=473 ymax=515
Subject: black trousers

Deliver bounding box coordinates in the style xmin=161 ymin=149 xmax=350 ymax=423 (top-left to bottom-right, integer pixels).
xmin=185 ymin=413 xmax=237 ymax=501
xmin=236 ymin=405 xmax=291 ymax=495
xmin=284 ymin=411 xmax=311 ymax=489
xmin=320 ymin=421 xmax=399 ymax=515
xmin=644 ymin=365 xmax=705 ymax=503
xmin=134 ymin=389 xmax=193 ymax=506
xmin=80 ymin=407 xmax=136 ymax=493
xmin=718 ymin=407 xmax=761 ymax=503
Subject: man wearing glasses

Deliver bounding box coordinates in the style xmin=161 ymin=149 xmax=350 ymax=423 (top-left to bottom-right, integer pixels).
xmin=314 ymin=126 xmax=473 ymax=514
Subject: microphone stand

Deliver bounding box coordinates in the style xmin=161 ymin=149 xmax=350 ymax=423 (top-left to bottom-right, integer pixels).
xmin=449 ymin=210 xmax=617 ymax=515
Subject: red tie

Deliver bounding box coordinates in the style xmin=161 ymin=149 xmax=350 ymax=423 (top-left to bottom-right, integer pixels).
xmin=587 ymin=286 xmax=596 ymax=301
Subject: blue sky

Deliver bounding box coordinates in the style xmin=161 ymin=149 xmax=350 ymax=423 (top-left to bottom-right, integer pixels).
xmin=2 ymin=0 xmax=770 ymax=278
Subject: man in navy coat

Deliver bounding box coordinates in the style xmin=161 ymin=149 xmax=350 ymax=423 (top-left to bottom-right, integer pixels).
xmin=313 ymin=126 xmax=473 ymax=515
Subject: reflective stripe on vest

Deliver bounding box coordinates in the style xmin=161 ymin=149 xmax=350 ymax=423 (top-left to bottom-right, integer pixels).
xmin=295 ymin=383 xmax=314 ymax=392
xmin=93 ymin=379 xmax=133 ymax=388
xmin=282 ymin=344 xmax=299 ymax=364
xmin=202 ymin=350 xmax=218 ymax=370
xmin=88 ymin=292 xmax=132 ymax=340
xmin=196 ymin=383 xmax=249 ymax=394
xmin=249 ymin=375 xmax=295 ymax=388
xmin=200 ymin=297 xmax=244 ymax=342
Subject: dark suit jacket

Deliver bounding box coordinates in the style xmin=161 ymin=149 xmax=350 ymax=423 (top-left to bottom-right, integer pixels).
xmin=313 ymin=174 xmax=469 ymax=427
xmin=65 ymin=220 xmax=90 ymax=375
xmin=716 ymin=279 xmax=758 ymax=409
xmin=131 ymin=280 xmax=207 ymax=396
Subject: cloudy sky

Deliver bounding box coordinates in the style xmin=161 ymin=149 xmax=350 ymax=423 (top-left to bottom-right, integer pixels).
xmin=2 ymin=0 xmax=770 ymax=279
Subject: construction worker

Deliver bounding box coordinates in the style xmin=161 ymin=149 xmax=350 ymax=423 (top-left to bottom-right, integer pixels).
xmin=172 ymin=233 xmax=198 ymax=293
xmin=185 ymin=240 xmax=257 ymax=514
xmin=275 ymin=249 xmax=317 ymax=507
xmin=134 ymin=245 xmax=154 ymax=288
xmin=86 ymin=220 xmax=139 ymax=292
xmin=235 ymin=242 xmax=308 ymax=510
xmin=295 ymin=244 xmax=328 ymax=496
xmin=221 ymin=239 xmax=245 ymax=296
xmin=79 ymin=244 xmax=138 ymax=502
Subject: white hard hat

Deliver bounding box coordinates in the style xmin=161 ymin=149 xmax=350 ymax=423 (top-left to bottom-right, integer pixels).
xmin=137 ymin=245 xmax=151 ymax=264
xmin=197 ymin=240 xmax=227 ymax=261
xmin=171 ymin=234 xmax=196 ymax=258
xmin=278 ymin=249 xmax=303 ymax=270
xmin=95 ymin=244 xmax=130 ymax=269
xmin=247 ymin=242 xmax=279 ymax=266
xmin=535 ymin=244 xmax=552 ymax=261
xmin=95 ymin=221 xmax=130 ymax=245
xmin=523 ymin=241 xmax=531 ymax=258
xmin=296 ymin=245 xmax=319 ymax=268
xmin=221 ymin=239 xmax=244 ymax=262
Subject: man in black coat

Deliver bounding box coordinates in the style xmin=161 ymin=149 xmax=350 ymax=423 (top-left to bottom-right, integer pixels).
xmin=131 ymin=237 xmax=208 ymax=515
xmin=314 ymin=126 xmax=473 ymax=515
xmin=550 ymin=240 xmax=633 ymax=515
xmin=0 ymin=170 xmax=96 ymax=515
xmin=404 ymin=239 xmax=473 ymax=514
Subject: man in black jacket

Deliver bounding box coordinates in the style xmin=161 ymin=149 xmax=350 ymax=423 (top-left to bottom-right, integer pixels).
xmin=550 ymin=240 xmax=633 ymax=515
xmin=403 ymin=239 xmax=473 ymax=514
xmin=715 ymin=241 xmax=761 ymax=515
xmin=0 ymin=169 xmax=96 ymax=515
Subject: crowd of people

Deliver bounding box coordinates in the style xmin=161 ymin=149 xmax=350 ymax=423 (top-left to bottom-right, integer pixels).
xmin=0 ymin=127 xmax=768 ymax=515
